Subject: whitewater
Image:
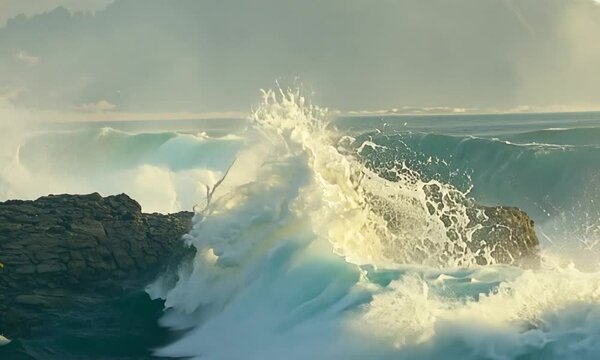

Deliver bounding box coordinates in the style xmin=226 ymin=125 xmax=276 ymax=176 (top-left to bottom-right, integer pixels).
xmin=2 ymin=90 xmax=600 ymax=359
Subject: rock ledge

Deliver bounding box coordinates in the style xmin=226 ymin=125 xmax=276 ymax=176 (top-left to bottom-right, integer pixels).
xmin=0 ymin=193 xmax=193 ymax=337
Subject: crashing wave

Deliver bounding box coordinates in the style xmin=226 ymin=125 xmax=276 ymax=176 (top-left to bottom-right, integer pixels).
xmin=144 ymin=90 xmax=600 ymax=360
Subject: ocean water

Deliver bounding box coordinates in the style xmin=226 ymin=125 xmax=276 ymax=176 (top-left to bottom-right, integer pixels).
xmin=1 ymin=91 xmax=600 ymax=359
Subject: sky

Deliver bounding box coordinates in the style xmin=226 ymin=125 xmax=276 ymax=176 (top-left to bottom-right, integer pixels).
xmin=0 ymin=0 xmax=113 ymax=25
xmin=1 ymin=0 xmax=600 ymax=118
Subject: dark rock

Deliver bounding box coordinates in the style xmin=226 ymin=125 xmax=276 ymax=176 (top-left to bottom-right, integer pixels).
xmin=468 ymin=205 xmax=539 ymax=266
xmin=36 ymin=262 xmax=67 ymax=274
xmin=15 ymin=294 xmax=60 ymax=307
xmin=14 ymin=265 xmax=36 ymax=274
xmin=420 ymin=183 xmax=539 ymax=266
xmin=0 ymin=193 xmax=193 ymax=338
xmin=69 ymin=219 xmax=107 ymax=238
xmin=369 ymin=186 xmax=539 ymax=266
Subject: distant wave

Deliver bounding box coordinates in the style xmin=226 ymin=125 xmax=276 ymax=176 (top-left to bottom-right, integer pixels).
xmin=0 ymin=127 xmax=244 ymax=213
xmin=354 ymin=131 xmax=600 ymax=222
xmin=2 ymin=95 xmax=600 ymax=360
xmin=503 ymin=127 xmax=600 ymax=147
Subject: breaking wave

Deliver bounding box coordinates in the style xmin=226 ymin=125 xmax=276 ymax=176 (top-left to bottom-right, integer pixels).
xmin=0 ymin=127 xmax=243 ymax=213
xmin=145 ymin=90 xmax=600 ymax=360
xmin=354 ymin=131 xmax=600 ymax=220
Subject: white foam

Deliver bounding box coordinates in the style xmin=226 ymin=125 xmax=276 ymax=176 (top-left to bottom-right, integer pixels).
xmin=0 ymin=335 xmax=11 ymax=346
xmin=151 ymin=89 xmax=500 ymax=359
xmin=151 ymin=90 xmax=600 ymax=359
xmin=0 ymin=127 xmax=243 ymax=213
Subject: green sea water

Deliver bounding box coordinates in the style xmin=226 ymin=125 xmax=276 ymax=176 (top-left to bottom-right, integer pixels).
xmin=2 ymin=108 xmax=600 ymax=359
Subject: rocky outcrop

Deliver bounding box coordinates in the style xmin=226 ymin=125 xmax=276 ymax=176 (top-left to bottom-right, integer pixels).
xmin=0 ymin=192 xmax=540 ymax=338
xmin=369 ymin=190 xmax=539 ymax=266
xmin=468 ymin=205 xmax=539 ymax=266
xmin=0 ymin=193 xmax=193 ymax=337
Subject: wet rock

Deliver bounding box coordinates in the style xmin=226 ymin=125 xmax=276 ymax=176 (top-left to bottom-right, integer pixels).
xmin=36 ymin=262 xmax=67 ymax=274
xmin=369 ymin=190 xmax=539 ymax=266
xmin=14 ymin=265 xmax=36 ymax=274
xmin=0 ymin=193 xmax=193 ymax=337
xmin=15 ymin=294 xmax=60 ymax=307
xmin=468 ymin=205 xmax=539 ymax=266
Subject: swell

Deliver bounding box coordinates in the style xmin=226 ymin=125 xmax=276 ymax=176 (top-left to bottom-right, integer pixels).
xmin=2 ymin=101 xmax=599 ymax=359
xmin=502 ymin=127 xmax=600 ymax=147
xmin=18 ymin=127 xmax=242 ymax=174
xmin=0 ymin=127 xmax=243 ymax=213
xmin=150 ymin=90 xmax=600 ymax=360
xmin=355 ymin=131 xmax=600 ymax=222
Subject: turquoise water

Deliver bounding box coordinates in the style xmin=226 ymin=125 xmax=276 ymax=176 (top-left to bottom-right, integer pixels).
xmin=1 ymin=102 xmax=600 ymax=359
xmin=1 ymin=292 xmax=171 ymax=360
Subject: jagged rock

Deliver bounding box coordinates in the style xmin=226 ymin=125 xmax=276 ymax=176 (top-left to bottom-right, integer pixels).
xmin=369 ymin=190 xmax=539 ymax=266
xmin=468 ymin=205 xmax=539 ymax=266
xmin=0 ymin=193 xmax=193 ymax=337
xmin=0 ymin=191 xmax=540 ymax=338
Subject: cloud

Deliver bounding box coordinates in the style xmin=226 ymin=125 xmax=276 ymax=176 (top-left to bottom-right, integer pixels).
xmin=1 ymin=0 xmax=600 ymax=113
xmin=14 ymin=50 xmax=39 ymax=65
xmin=75 ymin=100 xmax=117 ymax=113
xmin=0 ymin=86 xmax=28 ymax=109
xmin=0 ymin=0 xmax=114 ymax=26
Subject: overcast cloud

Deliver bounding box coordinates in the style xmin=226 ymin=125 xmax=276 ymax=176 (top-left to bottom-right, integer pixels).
xmin=0 ymin=0 xmax=113 ymax=25
xmin=1 ymin=0 xmax=599 ymax=114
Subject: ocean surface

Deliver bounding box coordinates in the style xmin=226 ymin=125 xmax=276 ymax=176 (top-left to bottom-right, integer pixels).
xmin=1 ymin=92 xmax=600 ymax=359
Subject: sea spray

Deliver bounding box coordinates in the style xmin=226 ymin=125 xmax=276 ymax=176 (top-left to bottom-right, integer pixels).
xmin=148 ymin=90 xmax=482 ymax=358
xmin=248 ymin=88 xmax=487 ymax=267
xmin=0 ymin=335 xmax=11 ymax=347
xmin=1 ymin=91 xmax=599 ymax=359
xmin=149 ymin=90 xmax=600 ymax=359
xmin=0 ymin=128 xmax=243 ymax=213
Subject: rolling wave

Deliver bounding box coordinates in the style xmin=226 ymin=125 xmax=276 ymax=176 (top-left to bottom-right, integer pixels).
xmin=0 ymin=127 xmax=243 ymax=213
xmin=148 ymin=90 xmax=600 ymax=360
xmin=355 ymin=131 xmax=600 ymax=222
xmin=503 ymin=127 xmax=600 ymax=147
xmin=1 ymin=95 xmax=599 ymax=359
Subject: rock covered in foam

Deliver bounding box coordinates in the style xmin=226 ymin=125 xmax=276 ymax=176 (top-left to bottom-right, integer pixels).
xmin=0 ymin=335 xmax=10 ymax=346
xmin=367 ymin=188 xmax=539 ymax=266
xmin=468 ymin=205 xmax=539 ymax=266
xmin=0 ymin=193 xmax=193 ymax=337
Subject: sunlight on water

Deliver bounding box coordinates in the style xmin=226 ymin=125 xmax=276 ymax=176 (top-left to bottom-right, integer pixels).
xmin=143 ymin=90 xmax=600 ymax=360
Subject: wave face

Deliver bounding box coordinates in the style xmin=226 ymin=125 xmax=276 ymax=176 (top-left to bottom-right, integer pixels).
xmin=353 ymin=130 xmax=600 ymax=219
xmin=142 ymin=93 xmax=600 ymax=360
xmin=349 ymin=128 xmax=600 ymax=263
xmin=0 ymin=127 xmax=243 ymax=213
